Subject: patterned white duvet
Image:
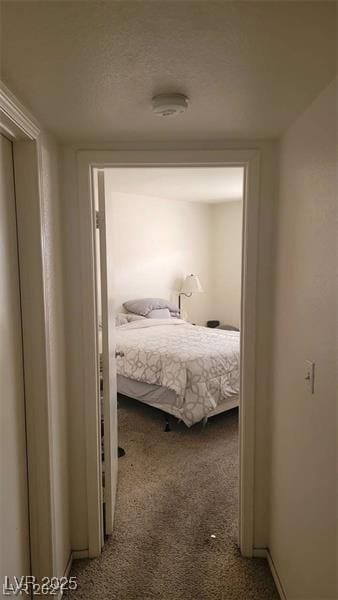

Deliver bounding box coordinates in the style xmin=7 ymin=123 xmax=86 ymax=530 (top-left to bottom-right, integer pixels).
xmin=115 ymin=319 xmax=240 ymax=426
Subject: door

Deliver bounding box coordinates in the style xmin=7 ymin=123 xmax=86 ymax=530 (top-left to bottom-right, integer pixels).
xmin=97 ymin=170 xmax=118 ymax=535
xmin=0 ymin=135 xmax=30 ymax=586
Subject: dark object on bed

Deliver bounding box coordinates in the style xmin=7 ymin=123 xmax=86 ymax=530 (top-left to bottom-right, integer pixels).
xmin=118 ymin=446 xmax=125 ymax=458
xmin=207 ymin=320 xmax=220 ymax=328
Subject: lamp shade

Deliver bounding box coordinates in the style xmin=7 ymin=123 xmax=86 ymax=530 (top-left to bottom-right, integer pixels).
xmin=181 ymin=274 xmax=204 ymax=294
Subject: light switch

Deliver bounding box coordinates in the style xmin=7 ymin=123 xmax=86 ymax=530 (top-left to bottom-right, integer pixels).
xmin=305 ymin=360 xmax=315 ymax=394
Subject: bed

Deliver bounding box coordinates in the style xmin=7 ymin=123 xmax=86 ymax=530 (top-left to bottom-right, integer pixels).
xmin=115 ymin=318 xmax=240 ymax=427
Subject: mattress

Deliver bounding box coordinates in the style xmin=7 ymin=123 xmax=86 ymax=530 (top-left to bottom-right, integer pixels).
xmin=115 ymin=318 xmax=240 ymax=426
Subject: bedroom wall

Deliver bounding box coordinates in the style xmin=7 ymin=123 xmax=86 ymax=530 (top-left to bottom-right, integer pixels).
xmin=210 ymin=200 xmax=243 ymax=328
xmin=103 ymin=179 xmax=243 ymax=327
xmin=268 ymin=79 xmax=336 ymax=599
xmin=104 ymin=183 xmax=213 ymax=325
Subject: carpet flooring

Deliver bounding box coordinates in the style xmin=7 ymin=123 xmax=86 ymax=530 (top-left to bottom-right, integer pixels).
xmin=67 ymin=397 xmax=278 ymax=600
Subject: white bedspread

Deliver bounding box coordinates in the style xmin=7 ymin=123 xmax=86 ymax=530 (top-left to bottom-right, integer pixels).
xmin=115 ymin=319 xmax=240 ymax=426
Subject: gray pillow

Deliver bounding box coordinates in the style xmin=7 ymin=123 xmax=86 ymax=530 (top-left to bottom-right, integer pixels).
xmin=147 ymin=308 xmax=171 ymax=319
xmin=123 ymin=298 xmax=179 ymax=317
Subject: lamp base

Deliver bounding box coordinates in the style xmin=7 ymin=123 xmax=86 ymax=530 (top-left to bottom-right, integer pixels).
xmin=178 ymin=292 xmax=192 ymax=316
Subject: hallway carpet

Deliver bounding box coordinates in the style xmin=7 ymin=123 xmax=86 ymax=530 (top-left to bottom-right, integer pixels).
xmin=67 ymin=397 xmax=278 ymax=600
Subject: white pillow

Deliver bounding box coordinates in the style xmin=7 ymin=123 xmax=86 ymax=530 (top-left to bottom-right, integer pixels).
xmin=115 ymin=313 xmax=128 ymax=327
xmin=115 ymin=312 xmax=147 ymax=327
xmin=147 ymin=308 xmax=171 ymax=319
xmin=125 ymin=312 xmax=147 ymax=322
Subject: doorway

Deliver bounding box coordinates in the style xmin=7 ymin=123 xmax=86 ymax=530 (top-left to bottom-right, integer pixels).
xmin=78 ymin=148 xmax=260 ymax=558
xmin=0 ymin=133 xmax=31 ymax=587
xmin=95 ymin=165 xmax=244 ymax=541
xmin=1 ymin=84 xmax=59 ymax=583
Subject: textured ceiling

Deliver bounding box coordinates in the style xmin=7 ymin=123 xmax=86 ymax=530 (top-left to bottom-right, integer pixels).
xmin=1 ymin=1 xmax=336 ymax=143
xmin=105 ymin=167 xmax=244 ymax=203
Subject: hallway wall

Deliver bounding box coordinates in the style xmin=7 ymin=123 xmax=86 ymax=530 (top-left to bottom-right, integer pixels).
xmin=269 ymin=79 xmax=336 ymax=599
xmin=39 ymin=133 xmax=71 ymax=578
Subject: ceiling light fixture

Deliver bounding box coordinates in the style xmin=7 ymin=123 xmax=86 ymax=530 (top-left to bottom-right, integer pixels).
xmin=151 ymin=93 xmax=189 ymax=117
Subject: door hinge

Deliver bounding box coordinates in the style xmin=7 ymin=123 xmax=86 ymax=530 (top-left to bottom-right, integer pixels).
xmin=95 ymin=210 xmax=101 ymax=229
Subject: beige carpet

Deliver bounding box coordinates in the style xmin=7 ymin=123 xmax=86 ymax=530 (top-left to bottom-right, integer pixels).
xmin=67 ymin=397 xmax=278 ymax=600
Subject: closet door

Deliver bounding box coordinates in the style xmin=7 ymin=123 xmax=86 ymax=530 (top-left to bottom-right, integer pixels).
xmin=0 ymin=135 xmax=30 ymax=584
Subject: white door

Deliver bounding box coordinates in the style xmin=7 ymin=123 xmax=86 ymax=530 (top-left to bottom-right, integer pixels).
xmin=97 ymin=170 xmax=118 ymax=535
xmin=0 ymin=135 xmax=30 ymax=584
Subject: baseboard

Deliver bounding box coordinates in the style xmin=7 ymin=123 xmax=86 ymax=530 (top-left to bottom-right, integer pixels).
xmin=252 ymin=548 xmax=268 ymax=558
xmin=72 ymin=549 xmax=89 ymax=559
xmin=55 ymin=548 xmax=90 ymax=599
xmin=56 ymin=552 xmax=73 ymax=600
xmin=267 ymin=551 xmax=287 ymax=600
xmin=253 ymin=548 xmax=287 ymax=600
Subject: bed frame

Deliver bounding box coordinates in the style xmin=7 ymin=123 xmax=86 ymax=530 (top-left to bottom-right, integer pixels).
xmin=117 ymin=374 xmax=239 ymax=430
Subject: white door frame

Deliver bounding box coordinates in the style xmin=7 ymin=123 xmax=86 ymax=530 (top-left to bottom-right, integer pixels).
xmin=0 ymin=82 xmax=57 ymax=579
xmin=77 ymin=148 xmax=260 ymax=558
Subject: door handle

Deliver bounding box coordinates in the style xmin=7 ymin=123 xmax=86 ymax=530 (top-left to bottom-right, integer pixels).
xmin=115 ymin=350 xmax=124 ymax=358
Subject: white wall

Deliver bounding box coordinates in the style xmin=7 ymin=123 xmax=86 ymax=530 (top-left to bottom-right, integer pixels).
xmin=104 ymin=181 xmax=243 ymax=328
xmin=211 ymin=201 xmax=243 ymax=327
xmin=60 ymin=140 xmax=277 ymax=553
xmin=39 ymin=134 xmax=71 ymax=578
xmin=104 ymin=183 xmax=213 ymax=325
xmin=61 ymin=146 xmax=88 ymax=552
xmin=269 ymin=79 xmax=336 ymax=599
